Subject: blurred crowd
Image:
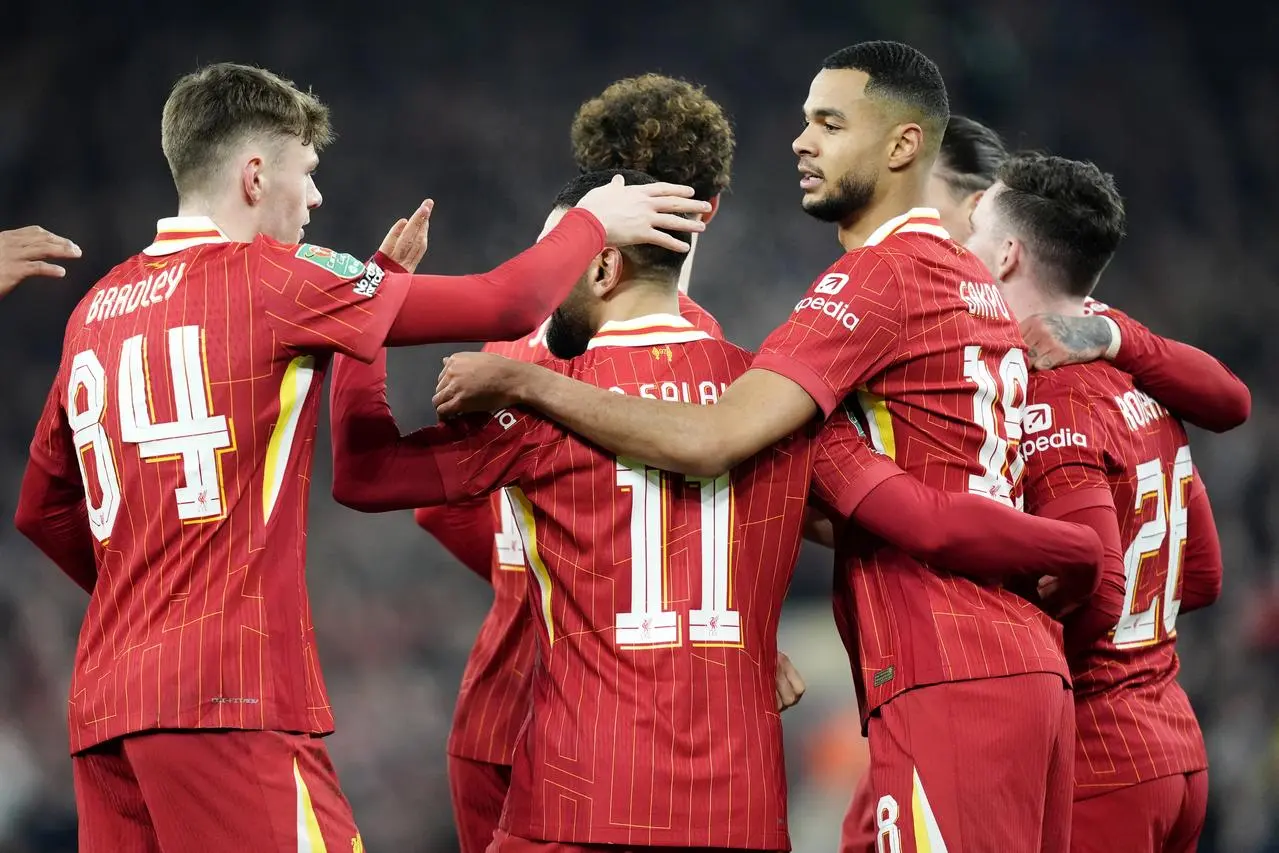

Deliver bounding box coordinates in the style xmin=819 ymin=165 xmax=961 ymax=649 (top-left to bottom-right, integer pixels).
xmin=1 ymin=1 xmax=1275 ymax=850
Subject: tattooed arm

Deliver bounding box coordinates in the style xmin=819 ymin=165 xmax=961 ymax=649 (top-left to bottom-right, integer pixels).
xmin=1020 ymin=312 xmax=1250 ymax=432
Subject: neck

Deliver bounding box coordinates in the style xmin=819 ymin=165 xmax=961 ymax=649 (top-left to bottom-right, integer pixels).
xmin=176 ymin=195 xmax=258 ymax=243
xmin=598 ymin=280 xmax=680 ymax=326
xmin=1006 ymin=278 xmax=1086 ymax=321
xmin=836 ymin=172 xmax=929 ymax=251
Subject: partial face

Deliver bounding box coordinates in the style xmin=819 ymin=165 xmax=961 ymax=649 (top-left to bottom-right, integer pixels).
xmin=256 ymin=138 xmax=322 ymax=243
xmin=792 ymin=69 xmax=883 ymax=224
xmin=540 ymin=207 xmax=603 ymax=359
xmin=963 ymin=182 xmax=1010 ymax=279
xmin=926 ymin=168 xmax=980 ymax=244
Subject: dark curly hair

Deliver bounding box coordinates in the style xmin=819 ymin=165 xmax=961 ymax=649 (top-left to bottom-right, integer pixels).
xmin=571 ymin=74 xmax=734 ymax=201
xmin=995 ymin=152 xmax=1127 ymax=297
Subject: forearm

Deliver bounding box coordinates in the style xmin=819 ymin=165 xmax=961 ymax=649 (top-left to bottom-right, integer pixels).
xmin=384 ymin=209 xmax=606 ymax=346
xmin=1039 ymin=501 xmax=1127 ymax=655
xmin=14 ymin=460 xmax=97 ymax=594
xmin=853 ymin=476 xmax=1103 ymax=584
xmin=516 ymin=365 xmax=725 ymax=475
xmin=414 ymin=503 xmax=495 ymax=582
xmin=329 ymin=351 xmax=451 ymax=511
xmin=1180 ymin=474 xmax=1223 ymax=611
xmin=1111 ymin=321 xmax=1251 ymax=432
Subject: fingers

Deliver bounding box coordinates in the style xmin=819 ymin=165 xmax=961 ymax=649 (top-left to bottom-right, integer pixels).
xmin=379 ymin=219 xmax=408 ymax=254
xmin=22 ymin=261 xmax=68 ymax=279
xmin=640 ymin=229 xmax=695 ymax=253
xmin=649 ymin=212 xmax=707 ymax=234
xmin=648 ymin=195 xmax=713 ymax=216
xmin=403 ymin=199 xmax=434 ymax=240
xmin=775 ymin=653 xmax=806 ymax=712
xmin=636 ymin=181 xmax=697 ymax=199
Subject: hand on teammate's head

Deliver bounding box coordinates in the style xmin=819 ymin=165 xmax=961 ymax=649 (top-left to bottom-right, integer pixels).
xmin=574 ymin=174 xmax=709 ymax=253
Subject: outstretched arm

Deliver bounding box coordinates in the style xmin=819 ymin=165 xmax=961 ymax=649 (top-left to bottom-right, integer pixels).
xmin=435 ymin=358 xmax=819 ymax=478
xmin=330 ymin=350 xmax=553 ymax=512
xmin=1021 ymin=312 xmax=1250 ymax=432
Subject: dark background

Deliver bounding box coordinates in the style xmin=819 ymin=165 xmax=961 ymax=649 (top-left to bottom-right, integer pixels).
xmin=1 ymin=1 xmax=1275 ymax=850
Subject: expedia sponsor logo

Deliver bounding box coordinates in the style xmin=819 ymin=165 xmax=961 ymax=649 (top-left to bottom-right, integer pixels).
xmin=813 ymin=273 xmax=849 ymax=295
xmin=793 ymin=295 xmax=860 ymax=331
xmin=1023 ymin=403 xmax=1054 ymax=435
xmin=1020 ymin=428 xmax=1088 ymax=460
xmin=353 ymin=261 xmax=385 ymax=298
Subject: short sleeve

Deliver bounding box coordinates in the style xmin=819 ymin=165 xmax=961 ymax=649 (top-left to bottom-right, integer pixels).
xmin=28 ymin=369 xmax=78 ymax=483
xmin=809 ymin=405 xmax=904 ymax=521
xmin=254 ymin=236 xmax=410 ymax=362
xmin=1021 ymin=374 xmax=1114 ymax=516
xmin=751 ymin=249 xmax=902 ymax=418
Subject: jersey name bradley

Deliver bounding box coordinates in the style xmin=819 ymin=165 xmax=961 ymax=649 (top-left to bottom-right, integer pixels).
xmin=85 ymin=263 xmax=187 ymax=325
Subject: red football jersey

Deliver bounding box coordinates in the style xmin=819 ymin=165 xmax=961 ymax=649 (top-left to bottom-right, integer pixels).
xmin=1021 ymin=362 xmax=1210 ymax=795
xmin=753 ymin=208 xmax=1069 ymax=720
xmin=27 ymin=216 xmax=407 ymax=753
xmin=396 ymin=315 xmax=808 ymax=849
xmin=447 ymin=293 xmax=723 ymax=765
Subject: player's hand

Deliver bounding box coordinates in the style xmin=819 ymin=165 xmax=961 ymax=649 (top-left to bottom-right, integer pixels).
xmin=378 ymin=199 xmax=434 ymax=273
xmin=1021 ymin=313 xmax=1114 ymax=371
xmin=434 ymin=351 xmax=527 ymax=417
xmin=0 ymin=225 xmax=81 ymax=299
xmin=775 ymin=652 xmax=806 ymax=712
xmin=574 ymin=174 xmax=709 ymax=253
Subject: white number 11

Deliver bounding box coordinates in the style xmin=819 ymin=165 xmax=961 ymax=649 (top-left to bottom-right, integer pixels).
xmin=615 ymin=459 xmax=739 ymax=648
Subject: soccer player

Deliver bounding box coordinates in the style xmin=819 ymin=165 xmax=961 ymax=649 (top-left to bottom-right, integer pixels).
xmin=923 ymin=115 xmax=1250 ymax=434
xmin=0 ymin=224 xmax=82 ymax=299
xmin=965 ymin=152 xmax=1226 ymax=853
xmin=11 ymin=63 xmax=707 ymax=852
xmin=332 ymin=168 xmax=1106 ymax=852
xmin=435 ymin=42 xmax=1082 ymax=851
xmin=409 ymin=73 xmax=735 ymax=853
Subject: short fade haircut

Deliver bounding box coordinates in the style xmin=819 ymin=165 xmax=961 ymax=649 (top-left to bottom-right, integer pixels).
xmin=161 ymin=62 xmax=333 ymax=199
xmin=553 ymin=169 xmax=689 ymax=278
xmin=571 ymin=74 xmax=734 ymax=202
xmin=821 ymin=41 xmax=949 ymax=156
xmin=937 ymin=115 xmax=1008 ymax=198
xmin=995 ymin=152 xmax=1127 ymax=297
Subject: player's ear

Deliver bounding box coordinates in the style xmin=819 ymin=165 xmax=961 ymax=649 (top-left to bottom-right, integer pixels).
xmin=700 ymin=194 xmax=721 ymax=226
xmin=961 ymin=190 xmax=984 ymax=224
xmin=241 ymin=155 xmax=266 ymax=206
xmin=592 ymin=247 xmax=625 ymax=299
xmin=997 ymin=237 xmax=1021 ymax=280
xmin=887 ymin=123 xmax=923 ymax=172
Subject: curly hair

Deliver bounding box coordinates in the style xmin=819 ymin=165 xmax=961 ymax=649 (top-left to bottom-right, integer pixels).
xmin=571 ymin=74 xmax=734 ymax=201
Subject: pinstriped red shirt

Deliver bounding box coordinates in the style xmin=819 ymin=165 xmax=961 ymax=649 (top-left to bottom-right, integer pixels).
xmin=446 ymin=294 xmax=722 ymax=765
xmin=1022 ymin=362 xmax=1210 ymax=795
xmin=28 ymin=216 xmax=407 ymax=752
xmin=753 ymin=209 xmax=1070 ymax=722
xmin=394 ymin=315 xmax=807 ymax=848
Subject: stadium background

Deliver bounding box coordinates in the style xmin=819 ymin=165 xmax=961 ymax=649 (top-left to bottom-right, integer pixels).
xmin=1 ymin=0 xmax=1275 ymax=850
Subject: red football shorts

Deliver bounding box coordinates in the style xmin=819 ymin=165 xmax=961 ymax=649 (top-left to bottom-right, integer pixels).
xmin=1070 ymin=771 xmax=1208 ymax=853
xmin=852 ymin=673 xmax=1074 ymax=853
xmin=840 ymin=774 xmax=877 ymax=853
xmin=449 ymin=754 xmax=512 ymax=853
xmin=486 ymin=829 xmax=783 ymax=853
xmin=73 ymin=729 xmax=361 ymax=853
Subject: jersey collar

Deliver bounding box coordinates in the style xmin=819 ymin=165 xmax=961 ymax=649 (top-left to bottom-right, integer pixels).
xmin=142 ymin=216 xmax=233 ymax=256
xmin=586 ymin=313 xmax=712 ymax=350
xmin=861 ymin=207 xmax=950 ymax=248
